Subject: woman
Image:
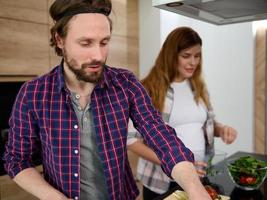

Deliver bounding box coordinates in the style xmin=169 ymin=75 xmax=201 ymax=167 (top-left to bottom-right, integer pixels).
xmin=127 ymin=27 xmax=237 ymax=200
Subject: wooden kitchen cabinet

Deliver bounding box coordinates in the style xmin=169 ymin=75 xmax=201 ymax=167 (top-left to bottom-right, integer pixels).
xmin=0 ymin=0 xmax=48 ymax=24
xmin=0 ymin=0 xmax=139 ymax=81
xmin=255 ymin=27 xmax=267 ymax=154
xmin=0 ymin=0 xmax=50 ymax=80
xmin=0 ymin=18 xmax=50 ymax=78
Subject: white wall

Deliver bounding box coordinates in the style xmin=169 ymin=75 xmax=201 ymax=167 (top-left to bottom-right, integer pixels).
xmin=139 ymin=0 xmax=161 ymax=78
xmin=139 ymin=1 xmax=255 ymax=156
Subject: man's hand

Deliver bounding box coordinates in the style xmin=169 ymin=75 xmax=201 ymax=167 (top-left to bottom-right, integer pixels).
xmin=171 ymin=161 xmax=212 ymax=200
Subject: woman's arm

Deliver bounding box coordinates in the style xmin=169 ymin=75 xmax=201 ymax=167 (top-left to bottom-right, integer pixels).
xmin=128 ymin=140 xmax=161 ymax=165
xmin=214 ymin=122 xmax=237 ymax=144
xmin=128 ymin=139 xmax=207 ymax=176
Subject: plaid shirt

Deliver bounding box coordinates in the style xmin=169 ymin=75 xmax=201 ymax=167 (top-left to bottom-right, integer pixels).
xmin=4 ymin=63 xmax=194 ymax=200
xmin=127 ymin=86 xmax=215 ymax=194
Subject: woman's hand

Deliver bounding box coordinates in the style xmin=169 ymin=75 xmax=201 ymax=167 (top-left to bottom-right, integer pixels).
xmin=194 ymin=160 xmax=207 ymax=177
xmin=219 ymin=125 xmax=237 ymax=144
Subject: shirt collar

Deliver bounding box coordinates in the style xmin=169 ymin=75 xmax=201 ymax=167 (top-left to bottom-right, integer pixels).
xmin=56 ymin=59 xmax=66 ymax=93
xmin=96 ymin=65 xmax=119 ymax=89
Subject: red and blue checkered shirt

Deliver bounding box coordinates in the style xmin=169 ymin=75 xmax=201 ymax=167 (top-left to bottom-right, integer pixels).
xmin=4 ymin=63 xmax=194 ymax=200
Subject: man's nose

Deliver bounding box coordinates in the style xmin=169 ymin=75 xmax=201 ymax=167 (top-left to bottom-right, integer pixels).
xmin=91 ymin=45 xmax=103 ymax=61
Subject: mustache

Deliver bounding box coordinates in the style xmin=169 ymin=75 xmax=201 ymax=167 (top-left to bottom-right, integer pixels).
xmin=81 ymin=61 xmax=104 ymax=68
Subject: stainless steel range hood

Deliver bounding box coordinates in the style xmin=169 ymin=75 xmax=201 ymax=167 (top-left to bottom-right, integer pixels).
xmin=152 ymin=0 xmax=267 ymax=25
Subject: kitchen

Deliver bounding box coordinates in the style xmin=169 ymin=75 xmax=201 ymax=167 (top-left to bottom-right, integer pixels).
xmin=140 ymin=0 xmax=267 ymax=199
xmin=0 ymin=0 xmax=267 ymax=199
xmin=142 ymin=0 xmax=267 ymax=157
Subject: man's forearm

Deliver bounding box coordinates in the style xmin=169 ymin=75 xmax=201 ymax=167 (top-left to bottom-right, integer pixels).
xmin=13 ymin=168 xmax=68 ymax=200
xmin=171 ymin=161 xmax=211 ymax=200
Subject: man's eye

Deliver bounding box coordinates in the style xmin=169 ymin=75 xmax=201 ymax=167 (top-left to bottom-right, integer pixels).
xmin=80 ymin=43 xmax=90 ymax=47
xmin=101 ymin=41 xmax=109 ymax=46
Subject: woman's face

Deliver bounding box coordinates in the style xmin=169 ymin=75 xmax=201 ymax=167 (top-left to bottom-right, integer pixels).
xmin=175 ymin=44 xmax=201 ymax=82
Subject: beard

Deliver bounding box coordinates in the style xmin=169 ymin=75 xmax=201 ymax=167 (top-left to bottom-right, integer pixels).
xmin=63 ymin=48 xmax=105 ymax=83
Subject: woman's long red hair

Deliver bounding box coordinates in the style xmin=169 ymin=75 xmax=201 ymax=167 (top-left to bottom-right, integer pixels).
xmin=142 ymin=27 xmax=211 ymax=112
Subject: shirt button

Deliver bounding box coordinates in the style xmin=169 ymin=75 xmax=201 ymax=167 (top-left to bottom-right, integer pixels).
xmin=74 ymin=173 xmax=78 ymax=177
xmin=74 ymin=124 xmax=78 ymax=129
xmin=75 ymin=94 xmax=80 ymax=99
xmin=74 ymin=197 xmax=78 ymax=200
xmin=78 ymin=106 xmax=82 ymax=110
xmin=74 ymin=149 xmax=79 ymax=154
xmin=83 ymin=117 xmax=87 ymax=121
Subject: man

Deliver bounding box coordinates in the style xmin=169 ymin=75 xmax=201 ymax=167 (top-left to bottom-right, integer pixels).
xmin=4 ymin=0 xmax=211 ymax=199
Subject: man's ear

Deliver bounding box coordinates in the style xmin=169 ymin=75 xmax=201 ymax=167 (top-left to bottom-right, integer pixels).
xmin=55 ymin=32 xmax=64 ymax=49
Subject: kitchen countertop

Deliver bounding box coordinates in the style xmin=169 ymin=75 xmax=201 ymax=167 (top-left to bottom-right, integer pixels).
xmin=155 ymin=151 xmax=267 ymax=200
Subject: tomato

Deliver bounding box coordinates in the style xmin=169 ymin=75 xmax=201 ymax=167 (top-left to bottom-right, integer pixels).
xmin=239 ymin=175 xmax=257 ymax=185
xmin=246 ymin=177 xmax=257 ymax=184
xmin=239 ymin=176 xmax=247 ymax=184
xmin=205 ymin=185 xmax=219 ymax=200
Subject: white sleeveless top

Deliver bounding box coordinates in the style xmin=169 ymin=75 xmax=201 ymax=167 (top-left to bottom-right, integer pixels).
xmin=169 ymin=80 xmax=207 ymax=152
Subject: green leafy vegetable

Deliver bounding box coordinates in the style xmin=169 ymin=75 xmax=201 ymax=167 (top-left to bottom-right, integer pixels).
xmin=228 ymin=156 xmax=267 ymax=188
xmin=206 ymin=157 xmax=220 ymax=176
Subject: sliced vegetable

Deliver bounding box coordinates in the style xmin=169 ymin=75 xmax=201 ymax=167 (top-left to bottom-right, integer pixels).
xmin=205 ymin=185 xmax=222 ymax=200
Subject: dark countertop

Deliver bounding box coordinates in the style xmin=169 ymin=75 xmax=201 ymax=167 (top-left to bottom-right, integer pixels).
xmin=156 ymin=151 xmax=267 ymax=200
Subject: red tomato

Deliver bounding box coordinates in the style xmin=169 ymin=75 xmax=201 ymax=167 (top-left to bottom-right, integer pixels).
xmin=246 ymin=177 xmax=257 ymax=184
xmin=239 ymin=176 xmax=247 ymax=184
xmin=239 ymin=175 xmax=257 ymax=185
xmin=205 ymin=185 xmax=219 ymax=200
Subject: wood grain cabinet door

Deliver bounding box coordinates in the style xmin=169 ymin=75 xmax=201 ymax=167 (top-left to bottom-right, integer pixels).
xmin=0 ymin=0 xmax=50 ymax=79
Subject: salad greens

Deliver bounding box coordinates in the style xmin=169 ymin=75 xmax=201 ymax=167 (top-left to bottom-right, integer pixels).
xmin=206 ymin=157 xmax=219 ymax=176
xmin=228 ymin=156 xmax=267 ymax=188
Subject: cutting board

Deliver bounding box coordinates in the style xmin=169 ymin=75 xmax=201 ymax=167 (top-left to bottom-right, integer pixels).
xmin=164 ymin=190 xmax=230 ymax=200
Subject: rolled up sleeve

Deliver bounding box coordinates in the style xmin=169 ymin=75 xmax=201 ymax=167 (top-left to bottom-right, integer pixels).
xmin=3 ymin=84 xmax=39 ymax=178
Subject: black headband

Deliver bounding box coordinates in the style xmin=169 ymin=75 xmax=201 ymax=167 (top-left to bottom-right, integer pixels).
xmin=55 ymin=7 xmax=110 ymax=21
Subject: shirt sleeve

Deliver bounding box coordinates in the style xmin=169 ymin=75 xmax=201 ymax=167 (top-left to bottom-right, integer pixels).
xmin=3 ymin=83 xmax=39 ymax=178
xmin=127 ymin=72 xmax=194 ymax=177
xmin=127 ymin=119 xmax=142 ymax=146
